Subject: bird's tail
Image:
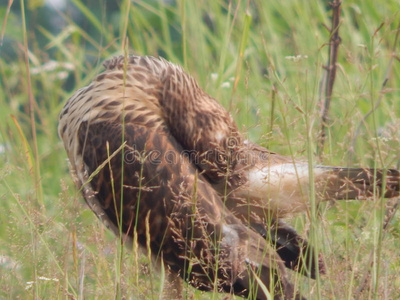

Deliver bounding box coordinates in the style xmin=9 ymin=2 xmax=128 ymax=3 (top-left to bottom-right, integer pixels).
xmin=242 ymin=163 xmax=399 ymax=217
xmin=315 ymin=167 xmax=400 ymax=200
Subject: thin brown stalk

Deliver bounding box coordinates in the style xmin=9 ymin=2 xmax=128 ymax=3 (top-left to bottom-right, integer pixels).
xmin=317 ymin=0 xmax=342 ymax=158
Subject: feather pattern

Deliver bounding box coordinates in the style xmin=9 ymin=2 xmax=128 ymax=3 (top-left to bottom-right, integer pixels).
xmin=59 ymin=55 xmax=303 ymax=299
xmin=59 ymin=55 xmax=399 ymax=299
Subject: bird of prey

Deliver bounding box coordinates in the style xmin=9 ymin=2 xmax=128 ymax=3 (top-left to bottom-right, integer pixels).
xmin=59 ymin=55 xmax=399 ymax=299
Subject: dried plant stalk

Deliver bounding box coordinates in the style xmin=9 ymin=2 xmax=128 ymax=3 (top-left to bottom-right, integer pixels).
xmin=317 ymin=0 xmax=342 ymax=158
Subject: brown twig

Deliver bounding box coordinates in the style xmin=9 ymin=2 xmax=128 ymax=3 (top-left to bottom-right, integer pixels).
xmin=317 ymin=0 xmax=342 ymax=158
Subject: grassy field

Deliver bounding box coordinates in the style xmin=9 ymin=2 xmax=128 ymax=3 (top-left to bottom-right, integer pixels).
xmin=1 ymin=0 xmax=399 ymax=299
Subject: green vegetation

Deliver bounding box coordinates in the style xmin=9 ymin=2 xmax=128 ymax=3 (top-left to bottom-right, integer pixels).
xmin=1 ymin=0 xmax=399 ymax=299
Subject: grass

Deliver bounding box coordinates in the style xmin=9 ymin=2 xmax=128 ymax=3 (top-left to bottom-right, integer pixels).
xmin=0 ymin=0 xmax=399 ymax=299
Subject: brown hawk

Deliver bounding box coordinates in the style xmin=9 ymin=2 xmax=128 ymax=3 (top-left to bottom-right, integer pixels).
xmin=59 ymin=55 xmax=399 ymax=299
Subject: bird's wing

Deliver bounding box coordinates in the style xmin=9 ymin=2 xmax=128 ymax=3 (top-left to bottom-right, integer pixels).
xmin=150 ymin=56 xmax=399 ymax=278
xmin=160 ymin=62 xmax=243 ymax=184
xmin=58 ymin=55 xmax=300 ymax=299
xmin=149 ymin=57 xmax=324 ymax=278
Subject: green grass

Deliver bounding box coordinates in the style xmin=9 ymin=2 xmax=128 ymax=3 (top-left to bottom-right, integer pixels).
xmin=1 ymin=0 xmax=399 ymax=299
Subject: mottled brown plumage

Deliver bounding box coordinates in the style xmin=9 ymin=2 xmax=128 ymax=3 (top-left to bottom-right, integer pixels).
xmin=59 ymin=55 xmax=399 ymax=299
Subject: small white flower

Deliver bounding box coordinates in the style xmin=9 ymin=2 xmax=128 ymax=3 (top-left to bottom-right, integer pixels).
xmin=56 ymin=71 xmax=69 ymax=80
xmin=38 ymin=276 xmax=59 ymax=282
xmin=25 ymin=281 xmax=34 ymax=290
xmin=211 ymin=73 xmax=218 ymax=81
xmin=62 ymin=62 xmax=75 ymax=70
xmin=221 ymin=82 xmax=231 ymax=88
xmin=31 ymin=60 xmax=75 ymax=76
xmin=25 ymin=276 xmax=59 ymax=290
xmin=285 ymin=55 xmax=308 ymax=62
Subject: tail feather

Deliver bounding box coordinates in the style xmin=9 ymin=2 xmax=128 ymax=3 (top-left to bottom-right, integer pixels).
xmin=317 ymin=167 xmax=400 ymax=200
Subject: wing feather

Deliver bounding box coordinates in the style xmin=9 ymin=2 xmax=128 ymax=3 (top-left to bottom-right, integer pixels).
xmin=58 ymin=56 xmax=301 ymax=299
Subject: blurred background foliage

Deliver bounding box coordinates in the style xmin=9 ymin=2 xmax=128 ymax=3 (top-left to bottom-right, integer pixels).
xmin=0 ymin=0 xmax=399 ymax=299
